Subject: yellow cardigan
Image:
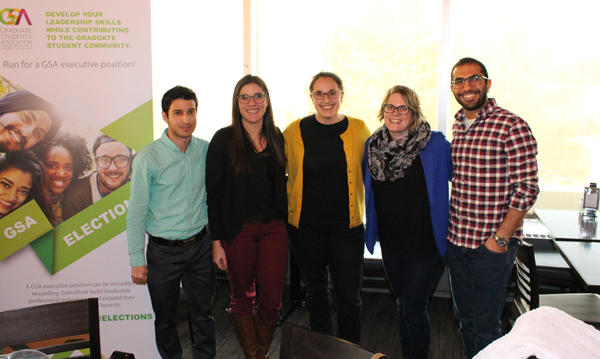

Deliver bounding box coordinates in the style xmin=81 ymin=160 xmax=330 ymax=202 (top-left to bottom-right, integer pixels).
xmin=283 ymin=116 xmax=371 ymax=229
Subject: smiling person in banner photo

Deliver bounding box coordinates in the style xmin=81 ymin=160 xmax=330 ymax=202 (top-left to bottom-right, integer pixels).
xmin=0 ymin=90 xmax=62 ymax=153
xmin=90 ymin=135 xmax=133 ymax=199
xmin=0 ymin=151 xmax=49 ymax=220
xmin=63 ymin=134 xmax=134 ymax=217
xmin=33 ymin=132 xmax=93 ymax=225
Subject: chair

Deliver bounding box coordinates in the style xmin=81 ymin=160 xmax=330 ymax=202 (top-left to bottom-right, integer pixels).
xmin=512 ymin=241 xmax=600 ymax=329
xmin=0 ymin=298 xmax=101 ymax=359
xmin=279 ymin=322 xmax=388 ymax=359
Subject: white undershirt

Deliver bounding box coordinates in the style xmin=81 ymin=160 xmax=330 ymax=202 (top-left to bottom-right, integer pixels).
xmin=464 ymin=117 xmax=476 ymax=130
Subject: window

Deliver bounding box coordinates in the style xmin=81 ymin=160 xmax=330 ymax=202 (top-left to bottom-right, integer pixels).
xmin=254 ymin=0 xmax=442 ymax=132
xmin=449 ymin=0 xmax=600 ymax=207
xmin=151 ymin=0 xmax=599 ymax=209
xmin=150 ymin=1 xmax=243 ymax=137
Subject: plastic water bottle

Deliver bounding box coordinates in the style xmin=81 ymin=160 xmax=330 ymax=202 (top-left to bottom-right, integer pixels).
xmin=583 ymin=182 xmax=599 ymax=217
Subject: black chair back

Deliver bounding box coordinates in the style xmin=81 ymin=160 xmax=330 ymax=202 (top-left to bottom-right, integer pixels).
xmin=0 ymin=298 xmax=100 ymax=359
xmin=514 ymin=241 xmax=540 ymax=315
xmin=510 ymin=241 xmax=600 ymax=331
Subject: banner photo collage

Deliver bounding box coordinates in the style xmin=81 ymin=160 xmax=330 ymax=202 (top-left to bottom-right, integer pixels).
xmin=1 ymin=1 xmax=158 ymax=357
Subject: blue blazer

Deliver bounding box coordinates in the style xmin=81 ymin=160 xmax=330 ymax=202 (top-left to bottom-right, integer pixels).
xmin=363 ymin=131 xmax=452 ymax=256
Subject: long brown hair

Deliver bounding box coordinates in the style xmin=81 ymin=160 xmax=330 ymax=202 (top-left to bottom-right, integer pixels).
xmin=230 ymin=74 xmax=285 ymax=174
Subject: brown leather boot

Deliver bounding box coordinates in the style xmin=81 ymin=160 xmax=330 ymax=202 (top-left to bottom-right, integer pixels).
xmin=255 ymin=316 xmax=277 ymax=358
xmin=231 ymin=313 xmax=259 ymax=359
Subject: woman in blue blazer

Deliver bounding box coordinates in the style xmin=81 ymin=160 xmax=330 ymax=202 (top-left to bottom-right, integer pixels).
xmin=363 ymin=85 xmax=452 ymax=359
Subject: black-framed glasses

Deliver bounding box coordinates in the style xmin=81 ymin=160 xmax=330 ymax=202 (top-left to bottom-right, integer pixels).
xmin=311 ymin=90 xmax=342 ymax=100
xmin=382 ymin=104 xmax=411 ymax=115
xmin=96 ymin=155 xmax=130 ymax=169
xmin=451 ymin=75 xmax=488 ymax=89
xmin=238 ymin=93 xmax=267 ymax=104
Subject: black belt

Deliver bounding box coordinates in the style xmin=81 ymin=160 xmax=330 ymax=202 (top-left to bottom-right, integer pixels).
xmin=149 ymin=226 xmax=207 ymax=247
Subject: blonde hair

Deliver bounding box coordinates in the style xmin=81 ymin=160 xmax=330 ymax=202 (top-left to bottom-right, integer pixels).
xmin=377 ymin=85 xmax=425 ymax=133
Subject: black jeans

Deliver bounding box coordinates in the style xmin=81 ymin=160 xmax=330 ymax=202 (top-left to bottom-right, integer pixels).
xmin=289 ymin=223 xmax=364 ymax=343
xmin=382 ymin=252 xmax=443 ymax=359
xmin=146 ymin=232 xmax=216 ymax=359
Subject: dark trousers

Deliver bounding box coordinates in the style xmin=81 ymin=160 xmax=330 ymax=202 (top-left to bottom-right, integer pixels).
xmin=222 ymin=219 xmax=288 ymax=322
xmin=382 ymin=252 xmax=443 ymax=359
xmin=447 ymin=239 xmax=517 ymax=359
xmin=289 ymin=224 xmax=364 ymax=343
xmin=147 ymin=232 xmax=216 ymax=359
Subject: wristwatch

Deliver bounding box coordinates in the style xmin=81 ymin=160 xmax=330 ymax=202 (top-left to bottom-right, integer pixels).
xmin=494 ymin=234 xmax=508 ymax=247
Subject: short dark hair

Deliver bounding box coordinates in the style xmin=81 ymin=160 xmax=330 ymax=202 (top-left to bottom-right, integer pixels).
xmin=161 ymin=86 xmax=198 ymax=115
xmin=92 ymin=134 xmax=132 ymax=157
xmin=309 ymin=72 xmax=344 ymax=92
xmin=451 ymin=57 xmax=488 ymax=80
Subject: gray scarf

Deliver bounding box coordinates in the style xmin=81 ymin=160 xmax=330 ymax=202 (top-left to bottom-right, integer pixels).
xmin=368 ymin=121 xmax=431 ymax=181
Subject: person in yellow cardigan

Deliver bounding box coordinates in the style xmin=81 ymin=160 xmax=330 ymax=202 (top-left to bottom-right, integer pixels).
xmin=283 ymin=71 xmax=370 ymax=343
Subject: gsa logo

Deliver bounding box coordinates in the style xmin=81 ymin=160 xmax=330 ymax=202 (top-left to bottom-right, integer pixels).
xmin=0 ymin=8 xmax=32 ymax=25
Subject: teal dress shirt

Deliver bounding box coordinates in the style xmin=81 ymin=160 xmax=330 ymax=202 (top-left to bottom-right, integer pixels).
xmin=127 ymin=129 xmax=209 ymax=266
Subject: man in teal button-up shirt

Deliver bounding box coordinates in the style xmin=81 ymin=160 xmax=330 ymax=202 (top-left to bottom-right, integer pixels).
xmin=127 ymin=86 xmax=215 ymax=359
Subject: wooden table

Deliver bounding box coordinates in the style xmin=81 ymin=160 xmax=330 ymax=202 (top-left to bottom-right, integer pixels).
xmin=535 ymin=209 xmax=599 ymax=242
xmin=552 ymin=239 xmax=600 ymax=293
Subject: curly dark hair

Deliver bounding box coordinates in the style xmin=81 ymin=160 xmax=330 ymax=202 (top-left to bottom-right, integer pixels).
xmin=34 ymin=132 xmax=93 ymax=179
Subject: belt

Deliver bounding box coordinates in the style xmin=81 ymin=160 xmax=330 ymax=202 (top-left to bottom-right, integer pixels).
xmin=149 ymin=226 xmax=207 ymax=247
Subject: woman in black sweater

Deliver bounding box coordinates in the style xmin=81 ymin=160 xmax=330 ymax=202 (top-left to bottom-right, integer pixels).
xmin=206 ymin=74 xmax=287 ymax=359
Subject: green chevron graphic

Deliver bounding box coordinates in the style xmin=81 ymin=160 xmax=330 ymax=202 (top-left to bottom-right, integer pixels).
xmin=30 ymin=231 xmax=54 ymax=273
xmin=0 ymin=200 xmax=53 ymax=261
xmin=44 ymin=184 xmax=130 ymax=273
xmin=101 ymin=99 xmax=153 ymax=151
xmin=28 ymin=100 xmax=154 ymax=274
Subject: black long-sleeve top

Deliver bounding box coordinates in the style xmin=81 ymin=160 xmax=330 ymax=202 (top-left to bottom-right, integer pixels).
xmin=206 ymin=126 xmax=287 ymax=243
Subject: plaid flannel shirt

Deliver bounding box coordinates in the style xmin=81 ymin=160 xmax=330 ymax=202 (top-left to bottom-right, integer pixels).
xmin=448 ymin=98 xmax=539 ymax=249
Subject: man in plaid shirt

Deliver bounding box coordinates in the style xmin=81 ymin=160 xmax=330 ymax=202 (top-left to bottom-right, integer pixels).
xmin=447 ymin=58 xmax=539 ymax=358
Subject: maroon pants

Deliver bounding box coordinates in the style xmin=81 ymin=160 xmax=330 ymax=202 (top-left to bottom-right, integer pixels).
xmin=222 ymin=219 xmax=288 ymax=322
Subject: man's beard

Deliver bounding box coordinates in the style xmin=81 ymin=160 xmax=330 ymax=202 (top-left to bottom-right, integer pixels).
xmin=455 ymin=89 xmax=488 ymax=112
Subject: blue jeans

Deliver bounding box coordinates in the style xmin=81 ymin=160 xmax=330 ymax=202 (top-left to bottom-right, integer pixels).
xmin=382 ymin=252 xmax=443 ymax=359
xmin=447 ymin=239 xmax=517 ymax=359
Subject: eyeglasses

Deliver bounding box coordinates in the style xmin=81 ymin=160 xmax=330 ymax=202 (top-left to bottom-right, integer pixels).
xmin=238 ymin=93 xmax=267 ymax=104
xmin=311 ymin=90 xmax=342 ymax=100
xmin=382 ymin=104 xmax=411 ymax=115
xmin=96 ymin=155 xmax=130 ymax=169
xmin=451 ymin=75 xmax=488 ymax=89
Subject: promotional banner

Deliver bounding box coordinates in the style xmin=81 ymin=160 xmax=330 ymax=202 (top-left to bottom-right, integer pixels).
xmin=0 ymin=1 xmax=157 ymax=357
